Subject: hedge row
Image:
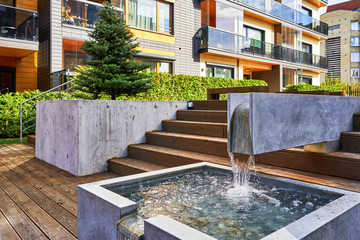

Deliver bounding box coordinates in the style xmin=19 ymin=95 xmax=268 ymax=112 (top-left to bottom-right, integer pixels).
xmin=0 ymin=72 xmax=267 ymax=138
xmin=283 ymin=83 xmax=343 ymax=92
xmin=0 ymin=90 xmax=71 ymax=138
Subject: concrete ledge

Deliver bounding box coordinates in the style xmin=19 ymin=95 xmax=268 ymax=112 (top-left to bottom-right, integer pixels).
xmin=35 ymin=100 xmax=187 ymax=176
xmin=144 ymin=215 xmax=216 ymax=240
xmin=228 ymin=93 xmax=360 ymax=155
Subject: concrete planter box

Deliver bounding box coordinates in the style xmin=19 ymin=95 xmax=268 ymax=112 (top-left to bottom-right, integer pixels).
xmin=77 ymin=162 xmax=360 ymax=240
xmin=35 ymin=100 xmax=187 ymax=176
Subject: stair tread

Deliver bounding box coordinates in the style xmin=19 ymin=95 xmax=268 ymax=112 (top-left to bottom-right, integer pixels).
xmin=109 ymin=157 xmax=166 ymax=172
xmin=129 ymin=144 xmax=231 ymax=166
xmin=147 ymin=131 xmax=227 ymax=142
xmin=341 ymin=131 xmax=360 ymax=136
xmin=162 ymin=119 xmax=227 ymax=127
xmin=178 ymin=109 xmax=227 ymax=113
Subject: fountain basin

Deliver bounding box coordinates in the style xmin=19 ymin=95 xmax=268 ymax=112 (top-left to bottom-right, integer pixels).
xmin=77 ymin=163 xmax=360 ymax=240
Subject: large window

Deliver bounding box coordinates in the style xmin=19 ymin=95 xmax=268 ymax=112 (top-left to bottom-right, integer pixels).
xmin=283 ymin=67 xmax=298 ymax=87
xmin=351 ymin=21 xmax=360 ymax=31
xmin=129 ymin=0 xmax=173 ymax=34
xmin=63 ymin=38 xmax=89 ymax=72
xmin=206 ymin=64 xmax=234 ymax=79
xmin=243 ymin=25 xmax=264 ymax=53
xmin=301 ymin=6 xmax=312 ymax=17
xmin=351 ymin=52 xmax=360 ymax=62
xmin=136 ymin=59 xmax=173 ymax=73
xmin=351 ymin=37 xmax=360 ymax=47
xmin=298 ymin=75 xmax=312 ymax=85
xmin=201 ymin=0 xmax=242 ymax=34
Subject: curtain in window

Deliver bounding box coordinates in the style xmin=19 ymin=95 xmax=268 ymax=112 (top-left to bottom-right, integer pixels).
xmin=129 ymin=0 xmax=156 ymax=31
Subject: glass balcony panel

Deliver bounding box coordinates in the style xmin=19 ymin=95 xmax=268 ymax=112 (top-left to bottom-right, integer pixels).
xmin=235 ymin=0 xmax=328 ymax=35
xmin=198 ymin=26 xmax=327 ymax=69
xmin=0 ymin=4 xmax=38 ymax=41
xmin=62 ymin=0 xmax=123 ymax=29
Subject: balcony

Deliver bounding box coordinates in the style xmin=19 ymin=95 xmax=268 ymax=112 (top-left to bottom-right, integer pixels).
xmin=62 ymin=0 xmax=123 ymax=29
xmin=236 ymin=0 xmax=328 ymax=35
xmin=198 ymin=26 xmax=327 ymax=69
xmin=0 ymin=5 xmax=38 ymax=41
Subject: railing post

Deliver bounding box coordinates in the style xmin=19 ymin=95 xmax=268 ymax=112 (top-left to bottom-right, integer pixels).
xmin=20 ymin=103 xmax=23 ymax=143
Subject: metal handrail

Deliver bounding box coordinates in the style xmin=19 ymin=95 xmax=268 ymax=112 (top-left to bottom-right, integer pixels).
xmin=19 ymin=75 xmax=80 ymax=143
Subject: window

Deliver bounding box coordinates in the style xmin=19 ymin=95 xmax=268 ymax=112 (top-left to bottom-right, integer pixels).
xmin=136 ymin=59 xmax=173 ymax=73
xmin=63 ymin=39 xmax=89 ymax=72
xmin=298 ymin=75 xmax=312 ymax=85
xmin=201 ymin=0 xmax=242 ymax=34
xmin=351 ymin=37 xmax=360 ymax=47
xmin=243 ymin=25 xmax=265 ymax=54
xmin=302 ymin=43 xmax=312 ymax=53
xmin=206 ymin=64 xmax=234 ymax=79
xmin=301 ymin=6 xmax=312 ymax=17
xmin=351 ymin=21 xmax=360 ymax=31
xmin=0 ymin=68 xmax=15 ymax=93
xmin=283 ymin=67 xmax=297 ymax=87
xmin=129 ymin=0 xmax=173 ymax=34
xmin=351 ymin=68 xmax=360 ymax=78
xmin=329 ymin=24 xmax=340 ymax=30
xmin=351 ymin=52 xmax=360 ymax=62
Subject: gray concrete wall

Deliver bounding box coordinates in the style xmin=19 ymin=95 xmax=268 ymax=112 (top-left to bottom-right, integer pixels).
xmin=36 ymin=100 xmax=187 ymax=176
xmin=228 ymin=93 xmax=360 ymax=155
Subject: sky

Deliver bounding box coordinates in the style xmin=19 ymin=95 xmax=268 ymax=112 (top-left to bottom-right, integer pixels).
xmin=320 ymin=0 xmax=351 ymax=14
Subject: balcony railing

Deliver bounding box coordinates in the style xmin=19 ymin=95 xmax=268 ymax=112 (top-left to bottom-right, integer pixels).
xmin=0 ymin=4 xmax=38 ymax=41
xmin=62 ymin=0 xmax=123 ymax=29
xmin=236 ymin=0 xmax=328 ymax=35
xmin=198 ymin=26 xmax=327 ymax=69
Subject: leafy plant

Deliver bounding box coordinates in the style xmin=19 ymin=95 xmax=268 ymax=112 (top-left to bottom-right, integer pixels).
xmin=74 ymin=2 xmax=151 ymax=100
xmin=284 ymin=83 xmax=343 ymax=92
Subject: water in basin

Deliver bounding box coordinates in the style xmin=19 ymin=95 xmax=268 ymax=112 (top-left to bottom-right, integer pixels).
xmin=108 ymin=168 xmax=341 ymax=240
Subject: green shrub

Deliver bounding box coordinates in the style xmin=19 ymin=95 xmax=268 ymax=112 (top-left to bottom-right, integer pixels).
xmin=0 ymin=90 xmax=71 ymax=138
xmin=284 ymin=83 xmax=343 ymax=92
xmin=116 ymin=72 xmax=267 ymax=101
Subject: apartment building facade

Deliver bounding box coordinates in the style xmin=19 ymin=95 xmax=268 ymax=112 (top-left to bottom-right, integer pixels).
xmin=321 ymin=0 xmax=360 ymax=82
xmin=0 ymin=0 xmax=38 ymax=92
xmin=37 ymin=0 xmax=328 ymax=92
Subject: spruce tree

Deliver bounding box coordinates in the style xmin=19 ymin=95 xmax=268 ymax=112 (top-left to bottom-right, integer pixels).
xmin=75 ymin=2 xmax=151 ymax=100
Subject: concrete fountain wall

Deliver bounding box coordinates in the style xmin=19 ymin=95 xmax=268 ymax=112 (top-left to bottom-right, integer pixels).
xmin=228 ymin=93 xmax=360 ymax=155
xmin=35 ymin=100 xmax=187 ymax=176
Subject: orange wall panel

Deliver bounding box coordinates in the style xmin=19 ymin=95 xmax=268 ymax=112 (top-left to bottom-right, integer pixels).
xmin=16 ymin=52 xmax=38 ymax=92
xmin=16 ymin=0 xmax=38 ymax=11
xmin=0 ymin=57 xmax=16 ymax=68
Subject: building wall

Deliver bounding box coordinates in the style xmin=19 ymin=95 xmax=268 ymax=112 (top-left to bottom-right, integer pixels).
xmin=16 ymin=52 xmax=38 ymax=92
xmin=38 ymin=0 xmax=51 ymax=91
xmin=302 ymin=34 xmax=320 ymax=55
xmin=252 ymin=65 xmax=281 ymax=92
xmin=302 ymin=0 xmax=320 ymax=20
xmin=321 ymin=10 xmax=360 ymax=82
xmin=243 ymin=15 xmax=275 ymax=44
xmin=17 ymin=0 xmax=38 ymax=11
xmin=199 ymin=54 xmax=238 ymax=78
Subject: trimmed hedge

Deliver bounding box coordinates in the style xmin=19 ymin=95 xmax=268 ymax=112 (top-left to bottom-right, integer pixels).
xmin=0 ymin=90 xmax=70 ymax=138
xmin=116 ymin=72 xmax=267 ymax=101
xmin=1 ymin=72 xmax=267 ymax=138
xmin=284 ymin=83 xmax=343 ymax=92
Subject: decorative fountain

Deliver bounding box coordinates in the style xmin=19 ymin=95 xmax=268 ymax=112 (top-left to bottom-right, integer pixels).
xmin=78 ymin=93 xmax=360 ymax=240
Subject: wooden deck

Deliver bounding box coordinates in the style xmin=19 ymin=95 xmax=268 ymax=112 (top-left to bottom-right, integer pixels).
xmin=1 ymin=144 xmax=360 ymax=239
xmin=0 ymin=143 xmax=118 ymax=239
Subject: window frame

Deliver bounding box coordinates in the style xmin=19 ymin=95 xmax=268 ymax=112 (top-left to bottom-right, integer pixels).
xmin=329 ymin=24 xmax=340 ymax=30
xmin=205 ymin=63 xmax=235 ymax=79
xmin=351 ymin=52 xmax=360 ymax=62
xmin=136 ymin=57 xmax=173 ymax=73
xmin=351 ymin=68 xmax=360 ymax=78
xmin=301 ymin=6 xmax=312 ymax=17
xmin=351 ymin=21 xmax=360 ymax=31
xmin=351 ymin=37 xmax=360 ymax=47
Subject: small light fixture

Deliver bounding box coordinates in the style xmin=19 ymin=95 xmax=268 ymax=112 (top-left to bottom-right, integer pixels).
xmin=245 ymin=69 xmax=251 ymax=72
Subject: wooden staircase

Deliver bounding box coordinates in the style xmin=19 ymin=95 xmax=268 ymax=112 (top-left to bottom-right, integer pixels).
xmin=340 ymin=113 xmax=360 ymax=153
xmin=108 ymin=101 xmax=360 ymax=181
xmin=108 ymin=100 xmax=231 ymax=176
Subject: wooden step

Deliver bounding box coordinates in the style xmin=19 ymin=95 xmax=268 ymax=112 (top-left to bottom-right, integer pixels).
xmin=190 ymin=100 xmax=227 ymax=110
xmin=146 ymin=131 xmax=228 ymax=157
xmin=341 ymin=131 xmax=360 ymax=153
xmin=354 ymin=113 xmax=360 ymax=131
xmin=162 ymin=120 xmax=227 ymax=138
xmin=176 ymin=110 xmax=227 ymax=123
xmin=27 ymin=135 xmax=35 ymax=145
xmin=108 ymin=158 xmax=166 ymax=176
xmin=127 ymin=144 xmax=231 ymax=167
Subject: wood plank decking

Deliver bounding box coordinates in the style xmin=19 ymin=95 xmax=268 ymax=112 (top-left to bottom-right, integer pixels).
xmin=0 ymin=143 xmax=118 ymax=239
xmin=1 ymin=143 xmax=360 ymax=239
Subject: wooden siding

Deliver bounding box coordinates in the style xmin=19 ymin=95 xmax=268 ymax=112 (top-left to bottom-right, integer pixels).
xmin=16 ymin=53 xmax=38 ymax=92
xmin=16 ymin=0 xmax=38 ymax=11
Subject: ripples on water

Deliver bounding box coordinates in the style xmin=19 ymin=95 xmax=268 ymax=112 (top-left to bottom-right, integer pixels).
xmin=114 ymin=169 xmax=339 ymax=240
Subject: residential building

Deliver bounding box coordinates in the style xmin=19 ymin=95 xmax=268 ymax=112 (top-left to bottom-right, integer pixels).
xmin=0 ymin=0 xmax=38 ymax=92
xmin=321 ymin=0 xmax=360 ymax=82
xmin=38 ymin=0 xmax=328 ymax=92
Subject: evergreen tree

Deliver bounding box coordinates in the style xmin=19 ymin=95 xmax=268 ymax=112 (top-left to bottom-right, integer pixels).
xmin=75 ymin=2 xmax=151 ymax=100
